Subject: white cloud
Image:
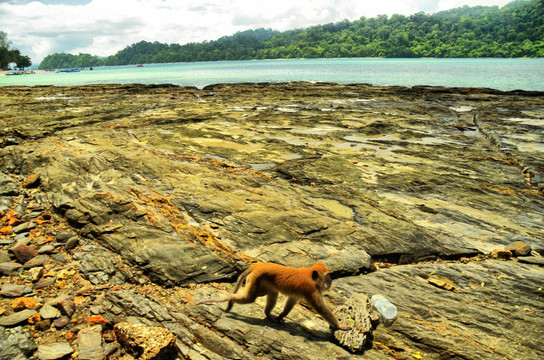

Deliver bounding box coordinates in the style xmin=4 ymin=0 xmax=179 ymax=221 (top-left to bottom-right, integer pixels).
xmin=0 ymin=0 xmax=514 ymax=64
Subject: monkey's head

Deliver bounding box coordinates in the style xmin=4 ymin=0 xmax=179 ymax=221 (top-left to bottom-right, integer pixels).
xmin=311 ymin=262 xmax=332 ymax=292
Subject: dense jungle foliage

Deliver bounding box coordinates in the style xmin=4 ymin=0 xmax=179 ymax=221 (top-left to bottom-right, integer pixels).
xmin=39 ymin=0 xmax=543 ymax=69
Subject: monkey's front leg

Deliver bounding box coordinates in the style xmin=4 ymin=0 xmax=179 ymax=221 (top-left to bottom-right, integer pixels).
xmin=274 ymin=296 xmax=298 ymax=322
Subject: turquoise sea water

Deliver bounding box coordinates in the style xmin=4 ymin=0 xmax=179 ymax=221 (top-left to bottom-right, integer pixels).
xmin=1 ymin=58 xmax=543 ymax=91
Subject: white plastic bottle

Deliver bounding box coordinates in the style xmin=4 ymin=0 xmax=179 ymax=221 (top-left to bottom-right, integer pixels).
xmin=371 ymin=294 xmax=397 ymax=325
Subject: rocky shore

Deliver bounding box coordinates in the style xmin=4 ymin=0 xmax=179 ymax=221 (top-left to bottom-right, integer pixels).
xmin=0 ymin=82 xmax=543 ymax=359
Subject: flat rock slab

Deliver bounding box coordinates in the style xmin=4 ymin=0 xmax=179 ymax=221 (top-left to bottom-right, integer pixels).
xmin=0 ymin=284 xmax=32 ymax=297
xmin=0 ymin=309 xmax=37 ymax=326
xmin=78 ymin=325 xmax=106 ymax=360
xmin=0 ymin=262 xmax=23 ymax=275
xmin=37 ymin=342 xmax=74 ymax=360
xmin=0 ymin=83 xmax=543 ymax=359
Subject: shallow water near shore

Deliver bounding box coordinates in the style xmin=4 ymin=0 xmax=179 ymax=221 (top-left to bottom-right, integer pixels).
xmin=2 ymin=58 xmax=544 ymax=91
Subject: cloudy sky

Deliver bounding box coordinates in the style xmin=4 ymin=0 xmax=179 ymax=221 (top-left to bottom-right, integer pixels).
xmin=1 ymin=0 xmax=513 ymax=64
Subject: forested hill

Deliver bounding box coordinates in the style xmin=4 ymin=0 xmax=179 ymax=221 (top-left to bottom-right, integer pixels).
xmin=39 ymin=0 xmax=543 ymax=69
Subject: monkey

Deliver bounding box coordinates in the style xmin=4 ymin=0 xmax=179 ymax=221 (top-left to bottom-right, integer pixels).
xmin=195 ymin=262 xmax=350 ymax=331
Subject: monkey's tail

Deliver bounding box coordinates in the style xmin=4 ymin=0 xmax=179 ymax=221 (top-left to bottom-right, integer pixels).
xmin=225 ymin=266 xmax=253 ymax=312
xmin=231 ymin=266 xmax=252 ymax=294
xmin=195 ymin=266 xmax=253 ymax=307
xmin=195 ymin=297 xmax=229 ymax=305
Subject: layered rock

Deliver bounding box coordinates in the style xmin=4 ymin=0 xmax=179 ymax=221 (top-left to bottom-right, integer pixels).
xmin=0 ymin=83 xmax=542 ymax=359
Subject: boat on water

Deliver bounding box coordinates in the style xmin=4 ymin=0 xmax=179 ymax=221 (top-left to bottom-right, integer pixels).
xmin=137 ymin=64 xmax=144 ymax=67
xmin=58 ymin=68 xmax=81 ymax=73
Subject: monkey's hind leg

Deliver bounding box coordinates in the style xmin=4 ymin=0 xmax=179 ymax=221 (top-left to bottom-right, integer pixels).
xmin=264 ymin=291 xmax=279 ymax=320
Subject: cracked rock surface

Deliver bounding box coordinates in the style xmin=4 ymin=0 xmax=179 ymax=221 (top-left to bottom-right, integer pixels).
xmin=0 ymin=82 xmax=543 ymax=359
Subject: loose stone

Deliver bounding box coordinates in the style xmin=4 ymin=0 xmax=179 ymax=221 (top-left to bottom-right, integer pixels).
xmin=114 ymin=322 xmax=177 ymax=360
xmin=24 ymin=254 xmax=50 ymax=268
xmin=38 ymin=244 xmax=56 ymax=254
xmin=35 ymin=319 xmax=51 ymax=331
xmin=0 ymin=309 xmax=37 ymax=326
xmin=64 ymin=236 xmax=79 ymax=250
xmin=12 ymin=243 xmax=38 ymax=263
xmin=506 ymin=241 xmax=532 ymax=257
xmin=12 ymin=221 xmax=36 ymax=234
xmin=0 ymin=250 xmax=10 ymax=263
xmin=58 ymin=299 xmax=76 ymax=317
xmin=33 ymin=276 xmax=57 ymax=290
xmin=27 ymin=266 xmax=45 ymax=282
xmin=53 ymin=316 xmax=71 ymax=329
xmin=1 ymin=284 xmax=32 ymax=297
xmin=50 ymin=253 xmax=68 ymax=263
xmin=0 ymin=262 xmax=23 ymax=275
xmin=518 ymin=256 xmax=544 ymax=266
xmin=55 ymin=231 xmax=77 ymax=243
xmin=12 ymin=297 xmax=38 ymax=311
xmin=491 ymin=249 xmax=512 ymax=259
xmin=22 ymin=173 xmax=41 ymax=188
xmin=39 ymin=304 xmax=61 ymax=319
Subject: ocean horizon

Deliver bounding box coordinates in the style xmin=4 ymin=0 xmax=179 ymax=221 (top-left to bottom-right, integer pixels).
xmin=1 ymin=58 xmax=543 ymax=91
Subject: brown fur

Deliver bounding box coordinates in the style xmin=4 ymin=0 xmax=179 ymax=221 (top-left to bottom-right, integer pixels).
xmin=196 ymin=262 xmax=349 ymax=331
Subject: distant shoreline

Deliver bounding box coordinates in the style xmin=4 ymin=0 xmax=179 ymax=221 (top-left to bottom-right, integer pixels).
xmin=0 ymin=70 xmax=48 ymax=76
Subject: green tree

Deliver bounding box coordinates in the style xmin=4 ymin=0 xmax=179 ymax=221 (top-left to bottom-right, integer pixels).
xmin=0 ymin=31 xmax=32 ymax=69
xmin=38 ymin=0 xmax=544 ymax=66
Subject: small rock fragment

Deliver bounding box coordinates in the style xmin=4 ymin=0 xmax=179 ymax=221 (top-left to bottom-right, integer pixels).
xmin=22 ymin=173 xmax=41 ymax=188
xmin=24 ymin=254 xmax=50 ymax=268
xmin=27 ymin=266 xmax=45 ymax=282
xmin=35 ymin=211 xmax=53 ymax=224
xmin=38 ymin=244 xmax=56 ymax=254
xmin=0 ymin=250 xmax=10 ymax=263
xmin=12 ymin=221 xmax=36 ymax=234
xmin=114 ymin=321 xmax=178 ymax=360
xmin=505 ymin=241 xmax=532 ymax=257
xmin=51 ymin=253 xmax=68 ymax=263
xmin=27 ymin=312 xmax=41 ymax=324
xmin=427 ymin=276 xmax=458 ymax=291
xmin=40 ymin=303 xmax=61 ymax=319
xmin=65 ymin=209 xmax=88 ymax=227
xmin=64 ymin=236 xmax=79 ymax=250
xmin=55 ymin=231 xmax=77 ymax=243
xmin=12 ymin=297 xmax=38 ymax=311
xmin=34 ymin=276 xmax=57 ymax=290
xmin=35 ymin=319 xmax=51 ymax=331
xmin=89 ymin=314 xmax=108 ymax=327
xmin=53 ymin=316 xmax=71 ymax=328
xmin=491 ymin=249 xmax=512 ymax=260
xmin=12 ymin=244 xmax=38 ymax=263
xmin=58 ymin=299 xmax=76 ymax=317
